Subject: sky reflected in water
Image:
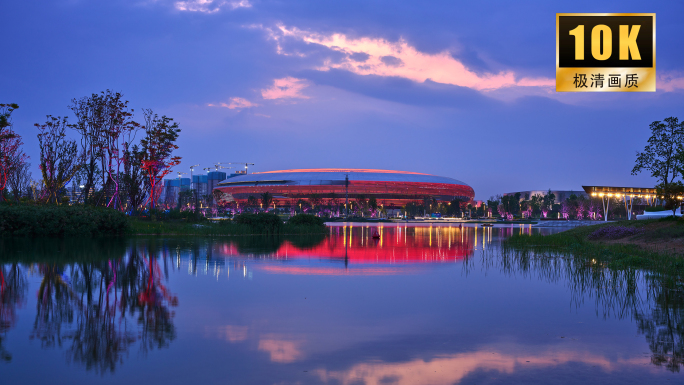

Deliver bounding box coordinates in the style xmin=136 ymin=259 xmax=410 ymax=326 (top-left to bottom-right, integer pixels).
xmin=0 ymin=224 xmax=681 ymax=384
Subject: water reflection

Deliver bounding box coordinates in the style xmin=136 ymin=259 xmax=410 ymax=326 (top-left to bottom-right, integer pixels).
xmin=1 ymin=244 xmax=178 ymax=373
xmin=494 ymin=245 xmax=684 ymax=372
xmin=0 ymin=263 xmax=26 ymax=362
xmin=315 ymin=349 xmax=651 ymax=385
xmin=0 ymin=225 xmax=681 ymax=383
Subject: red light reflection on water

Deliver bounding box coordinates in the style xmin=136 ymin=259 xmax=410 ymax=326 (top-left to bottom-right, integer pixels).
xmin=277 ymin=226 xmax=474 ymax=263
xmin=249 ymin=226 xmax=478 ymax=276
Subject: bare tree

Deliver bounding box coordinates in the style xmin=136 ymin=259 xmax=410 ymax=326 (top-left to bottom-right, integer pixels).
xmin=70 ymin=90 xmax=139 ymax=207
xmin=7 ymin=161 xmax=31 ymax=202
xmin=36 ymin=116 xmax=81 ymax=204
xmin=121 ymin=144 xmax=148 ymax=212
xmin=140 ymin=109 xmax=181 ymax=210
xmin=70 ymin=95 xmax=106 ymax=204
xmin=0 ymin=104 xmax=27 ymax=202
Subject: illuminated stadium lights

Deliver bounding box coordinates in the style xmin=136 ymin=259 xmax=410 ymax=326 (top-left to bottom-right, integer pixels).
xmin=215 ymin=168 xmax=475 ymax=208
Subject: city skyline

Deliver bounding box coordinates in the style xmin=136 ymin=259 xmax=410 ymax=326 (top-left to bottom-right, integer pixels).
xmin=2 ymin=1 xmax=683 ymax=199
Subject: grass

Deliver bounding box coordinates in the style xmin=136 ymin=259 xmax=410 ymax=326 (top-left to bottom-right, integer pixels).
xmin=127 ymin=218 xmax=328 ymax=236
xmin=504 ymin=217 xmax=684 ymax=284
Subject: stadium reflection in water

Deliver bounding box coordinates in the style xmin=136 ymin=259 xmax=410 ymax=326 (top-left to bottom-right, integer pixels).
xmin=1 ymin=224 xmax=681 ymax=384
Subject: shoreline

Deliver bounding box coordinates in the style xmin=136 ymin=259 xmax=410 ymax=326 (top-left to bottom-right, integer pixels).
xmin=504 ymin=217 xmax=684 ymax=278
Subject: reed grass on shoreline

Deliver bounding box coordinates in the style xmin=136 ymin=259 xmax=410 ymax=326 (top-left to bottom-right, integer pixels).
xmin=504 ymin=218 xmax=684 ymax=283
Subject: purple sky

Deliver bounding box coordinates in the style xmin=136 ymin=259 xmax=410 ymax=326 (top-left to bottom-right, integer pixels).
xmin=2 ymin=1 xmax=683 ymax=200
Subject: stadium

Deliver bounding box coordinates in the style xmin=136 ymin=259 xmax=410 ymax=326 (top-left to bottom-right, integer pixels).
xmin=214 ymin=168 xmax=474 ymax=207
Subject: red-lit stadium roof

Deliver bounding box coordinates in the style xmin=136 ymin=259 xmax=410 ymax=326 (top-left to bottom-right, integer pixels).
xmin=256 ymin=168 xmax=431 ymax=176
xmin=215 ymin=168 xmax=474 ymax=206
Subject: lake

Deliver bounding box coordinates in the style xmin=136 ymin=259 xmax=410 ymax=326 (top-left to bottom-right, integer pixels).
xmin=0 ymin=223 xmax=681 ymax=384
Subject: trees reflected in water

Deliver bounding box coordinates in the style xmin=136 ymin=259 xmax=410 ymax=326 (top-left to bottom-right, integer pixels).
xmin=3 ymin=233 xmax=683 ymax=373
xmin=1 ymin=263 xmax=27 ymax=362
xmin=489 ymin=246 xmax=684 ymax=372
xmin=2 ymin=245 xmax=177 ymax=373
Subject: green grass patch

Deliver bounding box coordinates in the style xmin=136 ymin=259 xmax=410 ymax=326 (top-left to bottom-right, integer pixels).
xmin=505 ymin=219 xmax=684 ymax=284
xmin=0 ymin=204 xmax=129 ymax=237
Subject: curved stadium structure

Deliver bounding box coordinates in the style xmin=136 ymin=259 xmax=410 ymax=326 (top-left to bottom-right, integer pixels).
xmin=215 ymin=168 xmax=474 ymax=207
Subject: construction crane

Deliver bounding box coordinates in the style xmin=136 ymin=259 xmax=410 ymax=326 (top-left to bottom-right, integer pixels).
xmin=213 ymin=163 xmax=235 ymax=172
xmin=176 ymin=171 xmax=187 ymax=183
xmin=189 ymin=164 xmax=200 ymax=190
xmin=223 ymin=162 xmax=255 ymax=174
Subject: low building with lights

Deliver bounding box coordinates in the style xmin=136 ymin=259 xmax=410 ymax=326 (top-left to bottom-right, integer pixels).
xmin=214 ymin=168 xmax=475 ymax=209
xmin=504 ymin=190 xmax=588 ymax=201
xmin=582 ymin=185 xmax=660 ymax=221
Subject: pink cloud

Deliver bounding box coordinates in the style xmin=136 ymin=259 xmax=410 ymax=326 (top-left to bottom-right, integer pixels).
xmin=258 ymin=336 xmax=304 ymax=363
xmin=208 ymin=97 xmax=258 ymax=110
xmin=659 ymin=72 xmax=684 ymax=92
xmin=316 ymin=349 xmax=650 ymax=385
xmin=175 ymin=0 xmax=251 ymax=13
xmin=261 ymin=77 xmax=310 ymax=100
xmin=270 ymin=25 xmax=554 ymax=92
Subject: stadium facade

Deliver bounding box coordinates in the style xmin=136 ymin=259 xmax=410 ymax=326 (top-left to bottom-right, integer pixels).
xmin=214 ymin=168 xmax=474 ymax=207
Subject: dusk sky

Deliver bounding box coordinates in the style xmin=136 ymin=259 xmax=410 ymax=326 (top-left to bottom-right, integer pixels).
xmin=2 ymin=1 xmax=683 ymax=200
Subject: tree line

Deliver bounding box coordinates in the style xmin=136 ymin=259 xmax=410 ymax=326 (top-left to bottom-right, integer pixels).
xmin=632 ymin=116 xmax=684 ymax=216
xmin=0 ymin=90 xmax=181 ymax=212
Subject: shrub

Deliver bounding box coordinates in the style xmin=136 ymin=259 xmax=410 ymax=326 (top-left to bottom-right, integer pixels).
xmin=587 ymin=226 xmax=644 ymax=240
xmin=233 ymin=213 xmax=283 ymax=234
xmin=287 ymin=214 xmax=326 ymax=227
xmin=0 ymin=204 xmax=129 ymax=237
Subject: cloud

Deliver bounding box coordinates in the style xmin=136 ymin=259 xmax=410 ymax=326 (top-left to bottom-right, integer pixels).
xmin=315 ymin=349 xmax=650 ymax=385
xmin=204 ymin=325 xmax=249 ymax=342
xmin=208 ymin=97 xmax=258 ymax=110
xmin=261 ymin=77 xmax=310 ymax=100
xmin=270 ymin=25 xmax=554 ymax=92
xmin=659 ymin=72 xmax=684 ymax=92
xmin=258 ymin=336 xmax=304 ymax=363
xmin=174 ymin=0 xmax=251 ymax=13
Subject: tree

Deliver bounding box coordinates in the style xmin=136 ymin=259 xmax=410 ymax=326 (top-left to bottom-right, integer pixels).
xmin=36 ymin=116 xmax=81 ymax=204
xmin=501 ymin=193 xmax=521 ymax=216
xmin=121 ymin=145 xmax=148 ymax=212
xmin=541 ymin=189 xmax=555 ymax=218
xmin=7 ymin=161 xmax=31 ymax=202
xmin=656 ymin=181 xmax=684 ymax=217
xmin=486 ymin=196 xmax=499 ymax=216
xmin=632 ymin=117 xmax=684 ymax=187
xmin=0 ymin=104 xmax=27 ymax=202
xmin=309 ymin=193 xmax=322 ymax=211
xmin=575 ymin=197 xmax=587 ymax=220
xmin=139 ymin=109 xmax=181 ymax=210
xmin=497 ymin=203 xmax=506 ymax=219
xmin=261 ymin=192 xmax=273 ymax=210
xmin=69 ymin=90 xmax=131 ymax=205
xmin=97 ymin=94 xmax=140 ymax=209
xmin=447 ymin=198 xmax=463 ymax=217
xmin=247 ymin=195 xmax=259 ymax=209
xmin=530 ymin=194 xmax=543 ymax=217
xmin=368 ymin=196 xmax=378 ymax=216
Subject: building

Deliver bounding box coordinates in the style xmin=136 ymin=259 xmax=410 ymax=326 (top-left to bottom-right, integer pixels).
xmin=162 ymin=178 xmax=190 ymax=207
xmin=503 ymin=190 xmax=588 ymax=201
xmin=214 ymin=168 xmax=475 ymax=208
xmin=164 ymin=171 xmax=233 ymax=207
